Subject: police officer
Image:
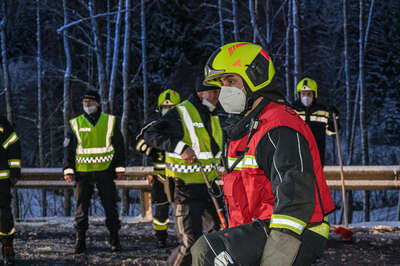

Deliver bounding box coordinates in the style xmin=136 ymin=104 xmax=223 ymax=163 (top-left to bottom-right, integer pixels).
xmin=143 ymin=84 xmax=222 ymax=266
xmin=0 ymin=116 xmax=21 ymax=266
xmin=293 ymin=77 xmax=339 ymax=166
xmin=63 ymin=90 xmax=125 ymax=254
xmin=191 ymin=42 xmax=335 ymax=266
xmin=136 ymin=89 xmax=181 ymax=248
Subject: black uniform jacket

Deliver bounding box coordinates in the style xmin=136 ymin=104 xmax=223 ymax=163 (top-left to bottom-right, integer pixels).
xmin=0 ymin=116 xmax=21 ymax=183
xmin=292 ymin=100 xmax=339 ymax=166
xmin=143 ymin=93 xmax=220 ymax=157
xmin=63 ymin=111 xmax=125 ymax=174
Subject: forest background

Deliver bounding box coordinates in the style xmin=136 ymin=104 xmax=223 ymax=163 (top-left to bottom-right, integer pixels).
xmin=0 ymin=0 xmax=399 ymax=221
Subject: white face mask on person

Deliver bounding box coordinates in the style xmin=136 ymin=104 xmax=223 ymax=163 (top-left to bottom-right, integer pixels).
xmin=161 ymin=108 xmax=170 ymax=116
xmin=202 ymin=99 xmax=216 ymax=112
xmin=218 ymin=86 xmax=246 ymax=114
xmin=301 ymin=96 xmax=313 ymax=107
xmin=84 ymin=105 xmax=98 ymax=114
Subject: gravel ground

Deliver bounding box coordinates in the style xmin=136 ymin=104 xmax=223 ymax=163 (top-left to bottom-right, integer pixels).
xmin=8 ymin=218 xmax=400 ymax=266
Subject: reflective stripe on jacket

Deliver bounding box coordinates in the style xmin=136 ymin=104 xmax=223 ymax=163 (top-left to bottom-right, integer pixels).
xmin=70 ymin=113 xmax=115 ymax=172
xmin=165 ymin=100 xmax=222 ymax=184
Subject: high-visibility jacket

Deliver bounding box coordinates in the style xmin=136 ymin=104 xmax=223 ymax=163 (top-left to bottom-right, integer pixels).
xmin=224 ymin=101 xmax=335 ymax=236
xmin=165 ymin=100 xmax=222 ymax=184
xmin=70 ymin=113 xmax=116 ymax=172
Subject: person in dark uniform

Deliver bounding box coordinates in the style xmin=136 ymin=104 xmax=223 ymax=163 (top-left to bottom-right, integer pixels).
xmin=293 ymin=77 xmax=339 ymax=166
xmin=0 ymin=116 xmax=21 ymax=266
xmin=136 ymin=89 xmax=181 ymax=248
xmin=63 ymin=90 xmax=125 ymax=254
xmin=143 ymin=84 xmax=223 ymax=266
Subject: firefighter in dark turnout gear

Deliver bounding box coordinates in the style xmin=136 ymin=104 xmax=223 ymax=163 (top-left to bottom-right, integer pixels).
xmin=143 ymin=84 xmax=223 ymax=266
xmin=293 ymin=77 xmax=339 ymax=166
xmin=136 ymin=89 xmax=181 ymax=248
xmin=63 ymin=90 xmax=125 ymax=254
xmin=0 ymin=116 xmax=20 ymax=266
xmin=191 ymin=42 xmax=335 ymax=266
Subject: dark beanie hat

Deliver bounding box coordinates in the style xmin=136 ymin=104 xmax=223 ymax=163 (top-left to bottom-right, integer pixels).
xmin=196 ymin=84 xmax=220 ymax=92
xmin=82 ymin=90 xmax=100 ymax=103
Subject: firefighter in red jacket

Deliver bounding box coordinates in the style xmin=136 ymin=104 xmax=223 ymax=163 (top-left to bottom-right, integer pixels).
xmin=136 ymin=89 xmax=181 ymax=248
xmin=191 ymin=42 xmax=335 ymax=266
xmin=0 ymin=116 xmax=21 ymax=266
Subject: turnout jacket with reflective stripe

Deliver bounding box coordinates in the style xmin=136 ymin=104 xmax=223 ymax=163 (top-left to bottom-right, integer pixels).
xmin=0 ymin=116 xmax=21 ymax=180
xmin=63 ymin=111 xmax=125 ymax=174
xmin=292 ymin=100 xmax=339 ymax=166
xmin=144 ymin=94 xmax=222 ymax=184
xmin=224 ymin=100 xmax=334 ymax=236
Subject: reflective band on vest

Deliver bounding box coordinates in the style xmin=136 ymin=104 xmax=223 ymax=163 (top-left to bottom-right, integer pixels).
xmin=153 ymin=218 xmax=169 ymax=231
xmin=270 ymin=214 xmax=307 ymax=235
xmin=165 ymin=100 xmax=222 ymax=184
xmin=0 ymin=170 xmax=10 ymax=180
xmin=70 ymin=113 xmax=115 ymax=172
xmin=2 ymin=132 xmax=18 ymax=150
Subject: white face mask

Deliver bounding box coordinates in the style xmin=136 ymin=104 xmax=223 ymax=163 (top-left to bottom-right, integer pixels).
xmin=202 ymin=99 xmax=216 ymax=112
xmin=161 ymin=108 xmax=170 ymax=116
xmin=218 ymin=86 xmax=246 ymax=114
xmin=84 ymin=105 xmax=98 ymax=114
xmin=301 ymin=96 xmax=313 ymax=107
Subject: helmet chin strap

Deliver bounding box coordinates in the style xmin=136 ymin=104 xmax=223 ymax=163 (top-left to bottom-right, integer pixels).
xmin=240 ymin=83 xmax=256 ymax=115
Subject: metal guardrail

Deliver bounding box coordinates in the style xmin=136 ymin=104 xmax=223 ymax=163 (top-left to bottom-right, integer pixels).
xmin=14 ymin=165 xmax=400 ymax=219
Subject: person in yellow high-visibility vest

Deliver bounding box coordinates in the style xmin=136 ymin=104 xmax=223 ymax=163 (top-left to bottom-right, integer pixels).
xmin=144 ymin=84 xmax=223 ymax=266
xmin=0 ymin=116 xmax=21 ymax=266
xmin=63 ymin=90 xmax=126 ymax=254
xmin=136 ymin=89 xmax=181 ymax=248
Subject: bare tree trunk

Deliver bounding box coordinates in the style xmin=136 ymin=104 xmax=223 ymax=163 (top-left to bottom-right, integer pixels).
xmin=105 ymin=0 xmax=112 ymax=82
xmin=89 ymin=0 xmax=108 ymax=112
xmin=249 ymin=0 xmax=266 ymax=48
xmin=231 ymin=0 xmax=239 ymax=42
xmin=265 ymin=0 xmax=272 ymax=44
xmin=37 ymin=0 xmax=44 ymax=167
xmin=121 ymin=0 xmax=132 ymax=216
xmin=62 ymin=0 xmax=72 ymax=217
xmin=0 ymin=1 xmax=12 ymax=123
xmin=218 ymin=0 xmax=225 ymax=46
xmin=141 ymin=0 xmax=148 ymax=122
xmin=285 ymin=0 xmax=292 ymax=102
xmin=37 ymin=0 xmax=47 ymax=217
xmin=358 ymin=0 xmax=369 ymax=222
xmin=343 ymin=0 xmax=352 ymax=155
xmin=292 ymin=0 xmax=302 ymax=95
xmin=108 ymin=0 xmax=123 ymax=114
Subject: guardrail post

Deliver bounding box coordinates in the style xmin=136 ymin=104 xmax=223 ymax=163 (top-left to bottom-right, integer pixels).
xmin=364 ymin=191 xmax=370 ymax=222
xmin=64 ymin=189 xmax=72 ymax=216
xmin=12 ymin=187 xmax=19 ymax=219
xmin=41 ymin=189 xmax=47 ymax=217
xmin=122 ymin=189 xmax=129 ymax=216
xmin=140 ymin=190 xmax=152 ymax=219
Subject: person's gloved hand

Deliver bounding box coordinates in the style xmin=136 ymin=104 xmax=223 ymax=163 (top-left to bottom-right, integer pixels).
xmin=261 ymin=229 xmax=301 ymax=266
xmin=135 ymin=138 xmax=152 ymax=156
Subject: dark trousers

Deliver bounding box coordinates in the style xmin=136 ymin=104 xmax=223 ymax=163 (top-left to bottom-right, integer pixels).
xmin=0 ymin=180 xmax=15 ymax=246
xmin=191 ymin=221 xmax=327 ymax=266
xmin=167 ymin=179 xmax=220 ymax=266
xmin=74 ymin=171 xmax=121 ymax=233
xmin=152 ymin=175 xmax=174 ymax=241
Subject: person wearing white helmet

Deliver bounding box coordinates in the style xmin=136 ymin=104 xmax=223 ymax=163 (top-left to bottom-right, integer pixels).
xmin=191 ymin=42 xmax=335 ymax=266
